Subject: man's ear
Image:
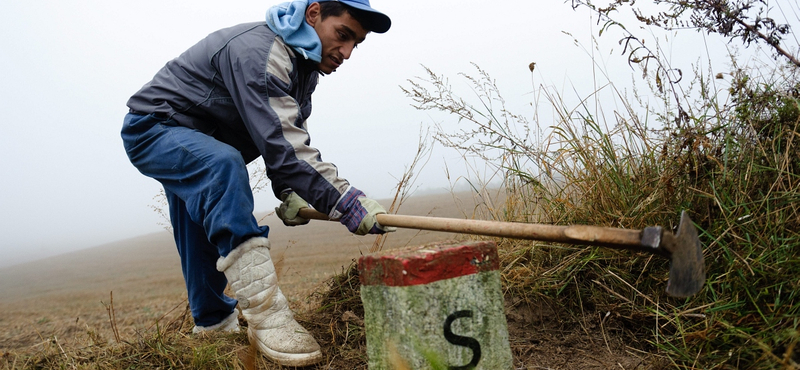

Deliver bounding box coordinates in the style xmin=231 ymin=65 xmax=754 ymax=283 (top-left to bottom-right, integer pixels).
xmin=305 ymin=2 xmax=321 ymax=27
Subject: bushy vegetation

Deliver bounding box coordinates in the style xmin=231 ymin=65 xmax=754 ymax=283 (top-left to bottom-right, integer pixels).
xmin=402 ymin=1 xmax=799 ymax=367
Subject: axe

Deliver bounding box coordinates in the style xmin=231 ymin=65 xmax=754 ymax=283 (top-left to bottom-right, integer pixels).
xmin=298 ymin=208 xmax=705 ymax=298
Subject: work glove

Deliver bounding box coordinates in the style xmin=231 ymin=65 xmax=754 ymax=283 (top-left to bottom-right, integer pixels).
xmin=335 ymin=187 xmax=395 ymax=235
xmin=275 ymin=191 xmax=310 ymax=226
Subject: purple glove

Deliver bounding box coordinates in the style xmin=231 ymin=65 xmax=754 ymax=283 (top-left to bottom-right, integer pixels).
xmin=335 ymin=187 xmax=394 ymax=235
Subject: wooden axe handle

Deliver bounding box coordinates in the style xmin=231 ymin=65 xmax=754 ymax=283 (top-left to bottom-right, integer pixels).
xmin=296 ymin=208 xmax=706 ymax=297
xmin=297 ymin=208 xmax=656 ymax=251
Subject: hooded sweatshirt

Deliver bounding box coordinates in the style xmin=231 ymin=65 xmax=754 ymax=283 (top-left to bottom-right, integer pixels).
xmin=266 ymin=0 xmax=323 ymax=63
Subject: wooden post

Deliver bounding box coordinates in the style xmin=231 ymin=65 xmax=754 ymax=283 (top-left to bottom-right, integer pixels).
xmin=359 ymin=241 xmax=513 ymax=369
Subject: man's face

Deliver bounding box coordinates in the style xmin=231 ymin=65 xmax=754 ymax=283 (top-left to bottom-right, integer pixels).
xmin=306 ymin=3 xmax=368 ymax=74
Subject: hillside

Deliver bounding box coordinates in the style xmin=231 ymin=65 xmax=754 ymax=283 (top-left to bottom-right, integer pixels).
xmin=0 ymin=191 xmax=486 ymax=351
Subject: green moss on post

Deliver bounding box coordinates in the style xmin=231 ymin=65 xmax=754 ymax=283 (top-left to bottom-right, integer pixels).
xmin=359 ymin=241 xmax=513 ymax=370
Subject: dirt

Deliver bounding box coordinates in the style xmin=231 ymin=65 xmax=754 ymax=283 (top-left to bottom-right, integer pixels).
xmin=504 ymin=299 xmax=667 ymax=369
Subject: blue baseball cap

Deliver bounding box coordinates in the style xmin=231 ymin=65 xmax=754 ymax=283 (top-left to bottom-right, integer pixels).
xmin=315 ymin=0 xmax=391 ymax=33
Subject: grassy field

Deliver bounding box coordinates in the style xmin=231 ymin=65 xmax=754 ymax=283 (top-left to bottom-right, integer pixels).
xmin=0 ymin=190 xmax=668 ymax=369
xmin=0 ymin=191 xmax=474 ymax=347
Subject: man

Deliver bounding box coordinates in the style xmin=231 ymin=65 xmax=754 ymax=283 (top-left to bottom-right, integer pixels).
xmin=121 ymin=0 xmax=392 ymax=366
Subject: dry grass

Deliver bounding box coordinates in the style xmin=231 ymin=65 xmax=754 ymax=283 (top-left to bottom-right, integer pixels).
xmin=402 ymin=51 xmax=800 ymax=369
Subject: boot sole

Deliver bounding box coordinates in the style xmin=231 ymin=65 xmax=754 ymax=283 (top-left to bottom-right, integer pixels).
xmin=249 ymin=329 xmax=323 ymax=367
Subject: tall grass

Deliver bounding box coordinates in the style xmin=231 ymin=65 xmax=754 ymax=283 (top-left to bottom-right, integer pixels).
xmin=403 ymin=53 xmax=799 ymax=367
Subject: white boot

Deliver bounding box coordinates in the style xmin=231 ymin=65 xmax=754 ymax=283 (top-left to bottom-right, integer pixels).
xmin=192 ymin=310 xmax=240 ymax=334
xmin=217 ymin=237 xmax=322 ymax=367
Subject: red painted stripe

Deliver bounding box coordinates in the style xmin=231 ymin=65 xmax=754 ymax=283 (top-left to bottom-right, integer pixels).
xmin=358 ymin=241 xmax=500 ymax=287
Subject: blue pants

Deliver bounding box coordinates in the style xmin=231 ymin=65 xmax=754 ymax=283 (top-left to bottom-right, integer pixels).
xmin=121 ymin=113 xmax=270 ymax=326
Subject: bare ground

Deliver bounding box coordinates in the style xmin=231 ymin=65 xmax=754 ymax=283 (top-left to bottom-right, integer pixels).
xmin=0 ymin=192 xmax=666 ymax=369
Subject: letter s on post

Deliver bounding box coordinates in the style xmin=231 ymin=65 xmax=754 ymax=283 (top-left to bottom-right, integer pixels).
xmin=443 ymin=310 xmax=481 ymax=370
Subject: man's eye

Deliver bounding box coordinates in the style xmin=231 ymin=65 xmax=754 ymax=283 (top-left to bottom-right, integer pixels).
xmin=338 ymin=32 xmax=346 ymax=40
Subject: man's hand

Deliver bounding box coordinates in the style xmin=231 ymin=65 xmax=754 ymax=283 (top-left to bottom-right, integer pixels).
xmin=335 ymin=187 xmax=396 ymax=235
xmin=275 ymin=191 xmax=310 ymax=226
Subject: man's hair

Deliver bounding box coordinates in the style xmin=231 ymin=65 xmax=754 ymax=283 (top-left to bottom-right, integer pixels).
xmin=319 ymin=1 xmax=373 ymax=32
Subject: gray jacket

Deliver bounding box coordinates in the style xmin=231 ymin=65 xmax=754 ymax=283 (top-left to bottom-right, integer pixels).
xmin=127 ymin=22 xmax=350 ymax=214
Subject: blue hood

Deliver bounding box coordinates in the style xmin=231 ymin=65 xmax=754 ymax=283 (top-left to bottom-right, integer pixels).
xmin=266 ymin=0 xmax=322 ymax=63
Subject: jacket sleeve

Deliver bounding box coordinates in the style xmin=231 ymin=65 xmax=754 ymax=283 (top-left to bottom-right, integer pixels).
xmin=214 ymin=30 xmax=350 ymax=214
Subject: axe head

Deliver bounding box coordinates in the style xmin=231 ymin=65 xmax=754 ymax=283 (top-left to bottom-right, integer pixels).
xmin=662 ymin=211 xmax=705 ymax=298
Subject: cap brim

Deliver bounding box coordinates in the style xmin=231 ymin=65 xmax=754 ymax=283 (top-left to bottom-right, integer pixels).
xmin=341 ymin=2 xmax=391 ymax=33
